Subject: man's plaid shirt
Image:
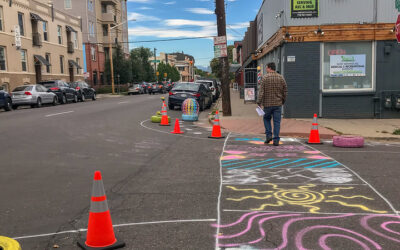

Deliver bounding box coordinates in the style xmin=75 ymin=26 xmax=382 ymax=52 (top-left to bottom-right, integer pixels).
xmin=257 ymin=71 xmax=287 ymax=107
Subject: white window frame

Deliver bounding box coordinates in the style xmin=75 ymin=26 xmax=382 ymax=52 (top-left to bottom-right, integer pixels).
xmin=18 ymin=12 xmax=24 ymax=36
xmin=64 ymin=0 xmax=72 ymax=9
xmin=20 ymin=50 xmax=27 ymax=72
xmin=321 ymin=41 xmax=376 ymax=94
xmin=43 ymin=21 xmax=48 ymax=41
xmin=0 ymin=6 xmax=4 ymax=32
xmin=57 ymin=25 xmax=62 ymax=44
xmin=73 ymin=32 xmax=78 ymax=49
xmin=91 ymin=46 xmax=96 ymax=61
xmin=76 ymin=58 xmax=80 ymax=74
xmin=88 ymin=0 xmax=93 ymax=12
xmin=0 ymin=46 xmax=6 ymax=71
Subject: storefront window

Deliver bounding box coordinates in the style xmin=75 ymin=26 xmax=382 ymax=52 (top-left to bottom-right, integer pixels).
xmin=322 ymin=42 xmax=374 ymax=92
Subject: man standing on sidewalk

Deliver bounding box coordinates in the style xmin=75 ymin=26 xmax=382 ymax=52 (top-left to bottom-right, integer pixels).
xmin=257 ymin=62 xmax=287 ymax=146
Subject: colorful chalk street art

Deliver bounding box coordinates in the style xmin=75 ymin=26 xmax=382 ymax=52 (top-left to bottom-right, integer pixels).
xmin=213 ymin=135 xmax=400 ymax=249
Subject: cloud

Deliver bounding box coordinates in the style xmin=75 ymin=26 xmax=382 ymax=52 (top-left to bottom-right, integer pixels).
xmin=128 ymin=25 xmax=216 ymax=38
xmin=164 ymin=1 xmax=176 ymax=4
xmin=185 ymin=8 xmax=214 ymax=15
xmin=127 ymin=0 xmax=152 ymax=2
xmin=139 ymin=7 xmax=153 ymax=10
xmin=228 ymin=22 xmax=249 ymax=29
xmin=165 ymin=19 xmax=215 ymax=27
xmin=196 ymin=0 xmax=211 ymax=1
xmin=128 ymin=12 xmax=160 ymax=22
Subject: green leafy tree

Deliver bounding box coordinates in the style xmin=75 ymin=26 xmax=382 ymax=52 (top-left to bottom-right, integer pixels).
xmin=130 ymin=47 xmax=155 ymax=82
xmin=156 ymin=62 xmax=180 ymax=82
xmin=210 ymin=45 xmax=235 ymax=81
xmin=104 ymin=45 xmax=132 ymax=85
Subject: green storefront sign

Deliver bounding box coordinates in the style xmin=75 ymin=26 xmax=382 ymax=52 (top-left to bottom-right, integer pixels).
xmin=291 ymin=0 xmax=319 ymax=18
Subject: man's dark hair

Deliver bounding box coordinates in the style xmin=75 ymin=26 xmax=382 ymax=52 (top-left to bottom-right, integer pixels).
xmin=267 ymin=62 xmax=276 ymax=71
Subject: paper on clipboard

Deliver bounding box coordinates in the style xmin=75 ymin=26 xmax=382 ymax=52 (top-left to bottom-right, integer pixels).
xmin=256 ymin=106 xmax=265 ymax=116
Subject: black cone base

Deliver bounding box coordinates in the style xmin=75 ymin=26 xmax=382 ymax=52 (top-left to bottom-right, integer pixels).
xmin=77 ymin=238 xmax=125 ymax=250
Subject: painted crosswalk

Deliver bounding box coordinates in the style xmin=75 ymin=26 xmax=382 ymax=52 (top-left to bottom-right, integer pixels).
xmin=222 ymin=159 xmax=340 ymax=170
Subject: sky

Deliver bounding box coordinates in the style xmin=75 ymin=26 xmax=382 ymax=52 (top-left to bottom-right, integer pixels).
xmin=126 ymin=0 xmax=263 ymax=68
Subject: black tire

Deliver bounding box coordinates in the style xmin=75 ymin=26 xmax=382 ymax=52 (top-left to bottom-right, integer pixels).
xmin=60 ymin=94 xmax=67 ymax=104
xmin=4 ymin=98 xmax=12 ymax=111
xmin=81 ymin=93 xmax=85 ymax=102
xmin=36 ymin=98 xmax=42 ymax=108
xmin=52 ymin=96 xmax=58 ymax=106
xmin=73 ymin=94 xmax=78 ymax=103
xmin=12 ymin=105 xmax=18 ymax=110
xmin=92 ymin=93 xmax=96 ymax=100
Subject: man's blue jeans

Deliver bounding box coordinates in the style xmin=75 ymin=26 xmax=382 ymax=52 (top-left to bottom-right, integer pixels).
xmin=263 ymin=106 xmax=282 ymax=142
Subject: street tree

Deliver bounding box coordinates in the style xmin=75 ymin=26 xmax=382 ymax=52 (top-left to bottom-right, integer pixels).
xmin=210 ymin=44 xmax=235 ymax=81
xmin=156 ymin=62 xmax=180 ymax=82
xmin=130 ymin=47 xmax=155 ymax=82
xmin=104 ymin=45 xmax=132 ymax=85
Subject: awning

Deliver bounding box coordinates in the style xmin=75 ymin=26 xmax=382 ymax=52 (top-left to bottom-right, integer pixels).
xmin=68 ymin=60 xmax=82 ymax=69
xmin=65 ymin=25 xmax=77 ymax=33
xmin=34 ymin=55 xmax=50 ymax=66
xmin=30 ymin=13 xmax=45 ymax=22
xmin=230 ymin=64 xmax=242 ymax=73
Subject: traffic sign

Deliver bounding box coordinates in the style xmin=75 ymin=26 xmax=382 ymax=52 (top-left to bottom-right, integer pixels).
xmin=396 ymin=15 xmax=400 ymax=43
xmin=164 ymin=73 xmax=167 ymax=77
xmin=214 ymin=44 xmax=228 ymax=58
xmin=213 ymin=36 xmax=227 ymax=45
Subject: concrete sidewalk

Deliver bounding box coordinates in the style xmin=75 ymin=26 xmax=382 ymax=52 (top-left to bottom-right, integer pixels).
xmin=214 ymin=88 xmax=400 ymax=141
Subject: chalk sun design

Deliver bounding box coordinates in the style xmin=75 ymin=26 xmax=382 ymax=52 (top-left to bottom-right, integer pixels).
xmin=227 ymin=183 xmax=387 ymax=214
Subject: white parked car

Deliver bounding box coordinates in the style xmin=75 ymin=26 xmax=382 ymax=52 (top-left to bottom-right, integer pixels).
xmin=11 ymin=84 xmax=57 ymax=109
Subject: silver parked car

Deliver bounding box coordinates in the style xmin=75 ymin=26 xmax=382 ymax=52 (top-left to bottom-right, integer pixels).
xmin=11 ymin=84 xmax=58 ymax=109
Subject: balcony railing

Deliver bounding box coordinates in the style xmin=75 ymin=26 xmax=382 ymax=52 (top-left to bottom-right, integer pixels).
xmin=32 ymin=32 xmax=42 ymax=47
xmin=101 ymin=12 xmax=116 ymax=23
xmin=67 ymin=42 xmax=74 ymax=53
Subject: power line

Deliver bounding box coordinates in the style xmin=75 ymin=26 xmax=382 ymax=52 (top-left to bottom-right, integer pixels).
xmin=90 ymin=35 xmax=242 ymax=44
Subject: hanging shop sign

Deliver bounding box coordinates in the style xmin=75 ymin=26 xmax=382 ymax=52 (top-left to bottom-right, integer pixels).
xmin=330 ymin=54 xmax=366 ymax=77
xmin=291 ymin=0 xmax=319 ymax=18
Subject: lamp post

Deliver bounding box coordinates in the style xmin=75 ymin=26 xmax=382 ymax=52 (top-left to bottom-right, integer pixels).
xmin=108 ymin=18 xmax=135 ymax=94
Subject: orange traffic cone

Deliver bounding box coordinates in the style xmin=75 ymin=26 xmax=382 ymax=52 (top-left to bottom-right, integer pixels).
xmin=209 ymin=111 xmax=225 ymax=139
xmin=306 ymin=114 xmax=323 ymax=144
xmin=77 ymin=171 xmax=125 ymax=250
xmin=160 ymin=101 xmax=170 ymax=126
xmin=171 ymin=119 xmax=184 ymax=134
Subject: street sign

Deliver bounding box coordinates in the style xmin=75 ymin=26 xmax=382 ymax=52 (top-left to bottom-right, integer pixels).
xmin=213 ymin=36 xmax=227 ymax=45
xmin=396 ymin=15 xmax=400 ymax=43
xmin=14 ymin=25 xmax=21 ymax=49
xmin=150 ymin=60 xmax=160 ymax=63
xmin=214 ymin=44 xmax=228 ymax=58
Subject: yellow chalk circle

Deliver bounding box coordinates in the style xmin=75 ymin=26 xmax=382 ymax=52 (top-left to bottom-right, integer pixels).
xmin=0 ymin=236 xmax=21 ymax=250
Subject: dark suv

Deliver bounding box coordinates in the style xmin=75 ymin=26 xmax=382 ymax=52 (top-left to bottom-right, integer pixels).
xmin=40 ymin=80 xmax=78 ymax=104
xmin=69 ymin=81 xmax=96 ymax=102
xmin=0 ymin=90 xmax=12 ymax=111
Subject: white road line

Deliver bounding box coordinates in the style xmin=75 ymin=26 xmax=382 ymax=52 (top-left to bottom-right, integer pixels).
xmin=223 ymin=209 xmax=399 ymax=216
xmin=13 ymin=219 xmax=216 ymax=240
xmin=45 ymin=111 xmax=74 ymax=117
xmin=118 ymin=101 xmax=129 ymax=104
xmin=299 ymin=141 xmax=400 ymax=216
xmin=216 ymin=133 xmax=231 ymax=250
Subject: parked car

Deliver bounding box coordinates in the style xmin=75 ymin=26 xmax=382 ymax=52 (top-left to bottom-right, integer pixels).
xmin=148 ymin=83 xmax=156 ymax=95
xmin=40 ymin=80 xmax=78 ymax=104
xmin=128 ymin=83 xmax=144 ymax=95
xmin=69 ymin=81 xmax=96 ymax=101
xmin=165 ymin=82 xmax=173 ymax=91
xmin=168 ymin=82 xmax=212 ymax=111
xmin=0 ymin=90 xmax=12 ymax=111
xmin=11 ymin=85 xmax=57 ymax=109
xmin=154 ymin=82 xmax=166 ymax=94
xmin=196 ymin=79 xmax=220 ymax=102
xmin=140 ymin=82 xmax=149 ymax=94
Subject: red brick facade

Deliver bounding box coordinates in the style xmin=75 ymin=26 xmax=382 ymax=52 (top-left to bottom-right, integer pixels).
xmin=85 ymin=44 xmax=106 ymax=88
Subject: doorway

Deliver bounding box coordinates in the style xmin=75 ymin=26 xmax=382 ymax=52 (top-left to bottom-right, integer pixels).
xmin=69 ymin=67 xmax=74 ymax=82
xmin=35 ymin=63 xmax=42 ymax=83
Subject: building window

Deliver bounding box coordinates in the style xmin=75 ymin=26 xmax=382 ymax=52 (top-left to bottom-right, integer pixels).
xmin=100 ymin=72 xmax=104 ymax=84
xmin=64 ymin=0 xmax=72 ymax=9
xmin=0 ymin=46 xmax=6 ymax=70
xmin=73 ymin=32 xmax=78 ymax=49
xmin=93 ymin=71 xmax=98 ymax=86
xmin=88 ymin=0 xmax=94 ymax=12
xmin=102 ymin=25 xmax=108 ymax=36
xmin=0 ymin=6 xmax=4 ymax=32
xmin=45 ymin=53 xmax=51 ymax=73
xmin=101 ymin=4 xmax=107 ymax=13
xmin=57 ymin=25 xmax=62 ymax=44
xmin=89 ymin=22 xmax=95 ymax=37
xmin=43 ymin=21 xmax=48 ymax=41
xmin=76 ymin=58 xmax=80 ymax=74
xmin=322 ymin=41 xmax=374 ymax=92
xmin=60 ymin=55 xmax=64 ymax=74
xmin=90 ymin=46 xmax=96 ymax=61
xmin=20 ymin=50 xmax=27 ymax=71
xmin=18 ymin=12 xmax=24 ymax=36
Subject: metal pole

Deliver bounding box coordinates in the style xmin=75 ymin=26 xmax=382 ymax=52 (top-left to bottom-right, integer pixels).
xmin=216 ymin=0 xmax=231 ymax=116
xmin=109 ymin=24 xmax=115 ymax=94
xmin=154 ymin=48 xmax=157 ymax=81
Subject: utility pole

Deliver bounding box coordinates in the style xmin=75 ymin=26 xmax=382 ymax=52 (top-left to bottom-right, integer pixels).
xmin=215 ymin=0 xmax=231 ymax=116
xmin=108 ymin=24 xmax=115 ymax=95
xmin=154 ymin=48 xmax=157 ymax=81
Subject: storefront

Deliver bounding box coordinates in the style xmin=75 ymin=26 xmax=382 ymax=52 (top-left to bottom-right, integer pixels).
xmin=253 ymin=0 xmax=400 ymax=118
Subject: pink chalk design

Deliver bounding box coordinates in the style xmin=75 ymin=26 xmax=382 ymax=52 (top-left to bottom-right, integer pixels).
xmin=225 ymin=150 xmax=248 ymax=155
xmin=304 ymin=151 xmax=321 ymax=154
xmin=361 ymin=215 xmax=400 ymax=243
xmin=307 ymin=155 xmax=332 ymax=160
xmin=249 ymin=141 xmax=265 ymax=145
xmin=319 ymin=234 xmax=370 ymax=250
xmin=221 ymin=155 xmax=246 ymax=160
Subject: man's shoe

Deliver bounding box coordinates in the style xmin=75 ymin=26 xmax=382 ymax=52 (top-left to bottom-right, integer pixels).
xmin=264 ymin=137 xmax=272 ymax=144
xmin=273 ymin=141 xmax=279 ymax=146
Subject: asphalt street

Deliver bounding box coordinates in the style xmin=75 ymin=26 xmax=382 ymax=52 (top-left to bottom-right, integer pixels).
xmin=1 ymin=95 xmax=400 ymax=249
